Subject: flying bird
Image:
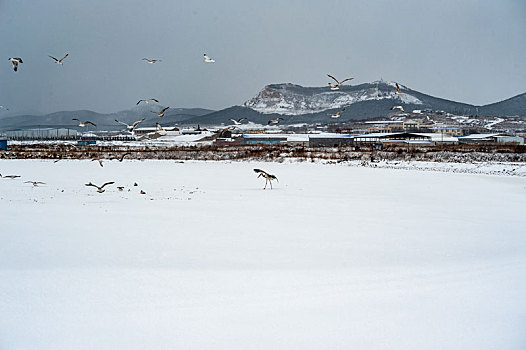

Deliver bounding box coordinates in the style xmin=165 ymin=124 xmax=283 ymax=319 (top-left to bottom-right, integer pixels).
xmin=216 ymin=125 xmax=237 ymax=138
xmin=91 ymin=158 xmax=104 ymax=167
xmin=268 ymin=118 xmax=283 ymax=125
xmin=230 ymin=117 xmax=247 ymax=125
xmin=253 ymin=169 xmax=278 ymax=190
xmin=49 ymin=53 xmax=69 ymax=65
xmin=142 ymin=58 xmax=161 ymax=64
xmin=152 ymin=106 xmax=169 ymax=117
xmin=136 ymin=98 xmax=159 ymax=105
xmin=24 ymin=181 xmax=46 ymax=187
xmin=8 ymin=57 xmax=23 ymax=72
xmin=0 ymin=173 xmax=21 ymax=179
xmin=155 ymin=122 xmax=167 ymax=133
xmin=327 ymin=74 xmax=353 ymax=90
xmin=117 ymin=186 xmax=124 ymax=191
xmin=328 ymin=108 xmax=345 ymax=118
xmin=85 ymin=181 xmax=115 ymax=193
xmin=115 ymin=118 xmax=144 ymax=132
xmin=203 ymin=54 xmax=215 ymax=63
xmin=390 ymin=105 xmax=405 ymax=112
xmin=73 ymin=118 xmax=96 ymax=127
xmin=395 ymin=83 xmax=402 ymax=94
xmin=112 ymin=152 xmax=132 ymax=162
xmin=137 ymin=124 xmax=165 ymax=140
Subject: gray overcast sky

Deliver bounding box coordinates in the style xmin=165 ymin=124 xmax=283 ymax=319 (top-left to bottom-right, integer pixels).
xmin=1 ymin=0 xmax=525 ymax=115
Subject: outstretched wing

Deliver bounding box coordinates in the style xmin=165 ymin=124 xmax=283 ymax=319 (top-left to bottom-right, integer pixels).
xmin=59 ymin=53 xmax=69 ymax=62
xmin=327 ymin=74 xmax=340 ymax=84
xmin=48 ymin=55 xmax=59 ymax=62
xmin=339 ymin=78 xmax=353 ymax=84
xmin=253 ymin=169 xmax=269 ymax=176
xmin=395 ymin=83 xmax=401 ymax=93
xmin=238 ymin=118 xmax=247 ymax=122
xmin=100 ymin=181 xmax=115 ymax=189
xmin=131 ymin=119 xmax=145 ymax=127
xmin=150 ymin=98 xmax=159 ymax=103
xmin=85 ymin=121 xmax=97 ymax=126
xmin=85 ymin=182 xmax=98 ymax=188
xmin=136 ymin=99 xmax=146 ymax=105
xmin=160 ymin=106 xmax=170 ymax=114
xmin=115 ymin=119 xmax=129 ymax=127
xmin=72 ymin=118 xmax=80 ymax=122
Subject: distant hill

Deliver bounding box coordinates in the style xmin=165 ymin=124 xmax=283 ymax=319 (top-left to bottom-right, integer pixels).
xmin=2 ymin=81 xmax=525 ymax=130
xmin=180 ymin=81 xmax=526 ymax=125
xmin=478 ymin=92 xmax=526 ymax=116
xmin=0 ymin=105 xmax=214 ymax=131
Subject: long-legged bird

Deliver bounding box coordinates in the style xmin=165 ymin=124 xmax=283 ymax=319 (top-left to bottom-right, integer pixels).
xmin=253 ymin=169 xmax=278 ymax=190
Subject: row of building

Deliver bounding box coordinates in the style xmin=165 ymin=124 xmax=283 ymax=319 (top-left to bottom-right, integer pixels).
xmin=217 ymin=132 xmax=525 ymax=147
xmin=1 ymin=127 xmax=525 ymax=149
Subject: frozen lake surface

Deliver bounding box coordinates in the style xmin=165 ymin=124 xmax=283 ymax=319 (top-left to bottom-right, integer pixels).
xmin=1 ymin=159 xmax=525 ymax=350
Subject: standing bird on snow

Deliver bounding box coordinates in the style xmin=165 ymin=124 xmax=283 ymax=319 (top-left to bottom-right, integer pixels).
xmin=203 ymin=54 xmax=215 ymax=63
xmin=73 ymin=118 xmax=96 ymax=127
xmin=152 ymin=106 xmax=169 ymax=117
xmin=85 ymin=181 xmax=115 ymax=193
xmin=230 ymin=117 xmax=247 ymax=125
xmin=327 ymin=74 xmax=353 ymax=90
xmin=328 ymin=108 xmax=345 ymax=118
xmin=8 ymin=57 xmax=23 ymax=72
xmin=253 ymin=169 xmax=278 ymax=190
xmin=48 ymin=53 xmax=69 ymax=65
xmin=268 ymin=117 xmax=283 ymax=125
xmin=115 ymin=118 xmax=144 ymax=132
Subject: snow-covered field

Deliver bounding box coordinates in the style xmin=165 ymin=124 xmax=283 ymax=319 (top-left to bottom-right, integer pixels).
xmin=1 ymin=159 xmax=525 ymax=350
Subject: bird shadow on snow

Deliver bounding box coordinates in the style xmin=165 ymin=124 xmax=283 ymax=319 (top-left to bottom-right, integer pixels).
xmin=244 ymin=187 xmax=283 ymax=192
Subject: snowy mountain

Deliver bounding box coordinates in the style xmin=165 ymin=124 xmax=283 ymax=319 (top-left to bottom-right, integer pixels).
xmin=243 ymin=81 xmax=423 ymax=115
xmin=2 ymin=81 xmax=525 ymax=130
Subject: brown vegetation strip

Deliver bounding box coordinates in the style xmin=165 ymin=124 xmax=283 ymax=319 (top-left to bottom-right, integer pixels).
xmin=1 ymin=144 xmax=525 ymax=163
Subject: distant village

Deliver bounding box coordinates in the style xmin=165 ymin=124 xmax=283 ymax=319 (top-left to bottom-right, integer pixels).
xmin=1 ymin=110 xmax=525 ymax=151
